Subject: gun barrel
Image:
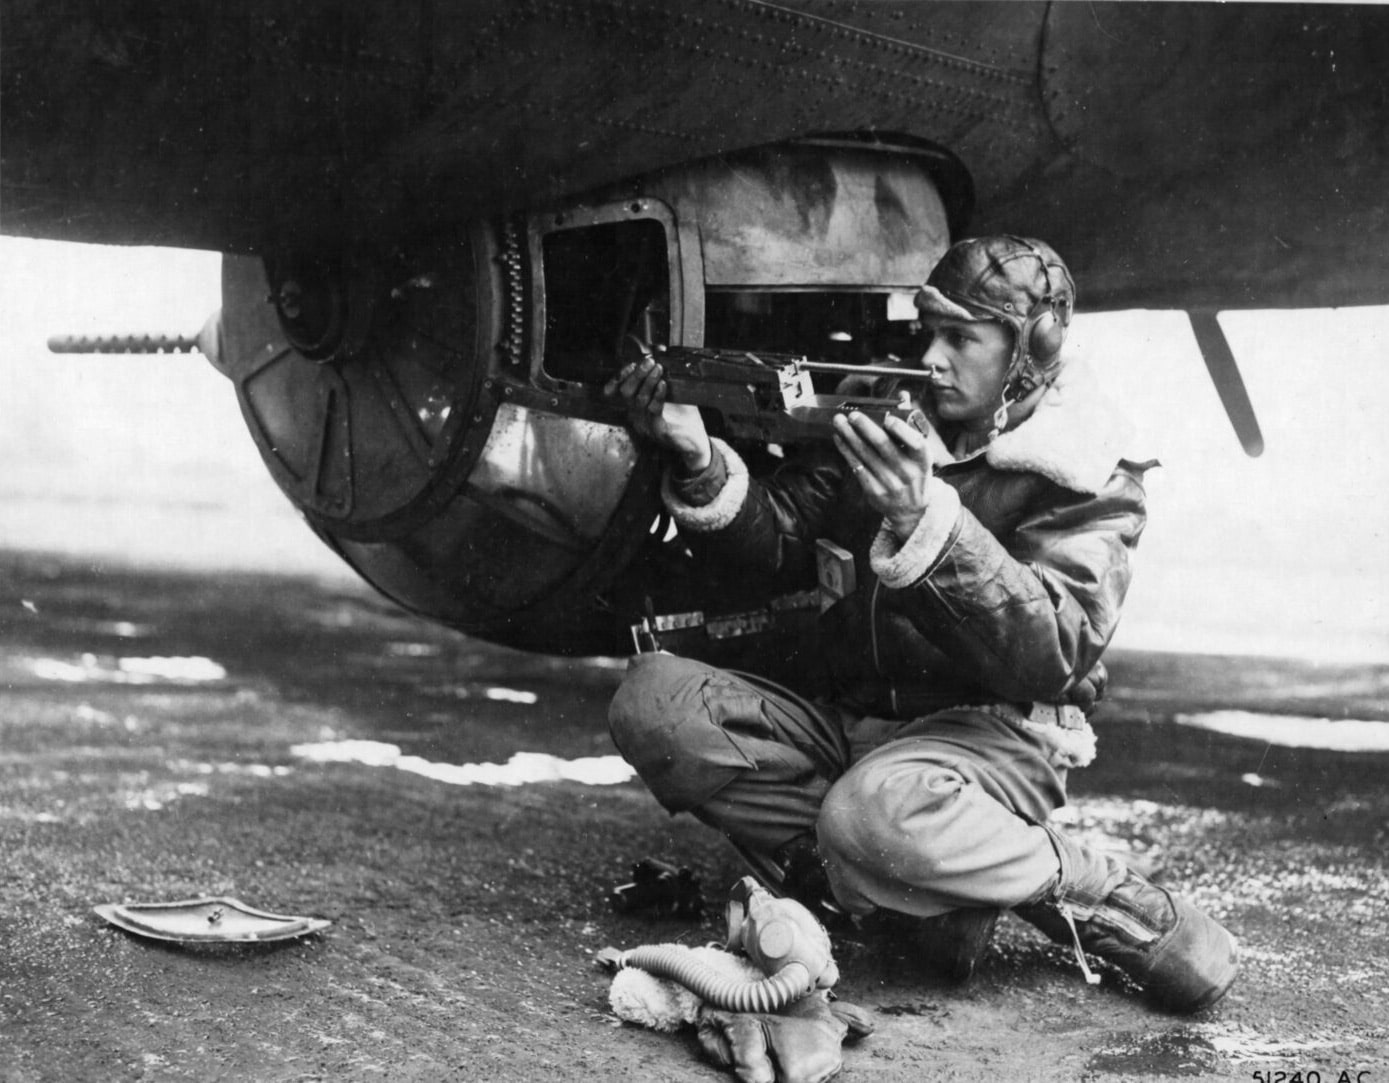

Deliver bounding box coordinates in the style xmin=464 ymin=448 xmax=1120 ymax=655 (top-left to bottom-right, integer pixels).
xmin=47 ymin=334 xmax=201 ymax=355
xmin=796 ymin=360 xmax=932 ymax=381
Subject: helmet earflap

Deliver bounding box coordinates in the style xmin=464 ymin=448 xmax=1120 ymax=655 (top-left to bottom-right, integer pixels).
xmin=1016 ymin=241 xmax=1077 ymax=380
xmin=1027 ymin=298 xmax=1066 ymax=366
xmin=1004 ymin=292 xmax=1070 ymax=402
xmin=1023 ymin=292 xmax=1070 ymax=367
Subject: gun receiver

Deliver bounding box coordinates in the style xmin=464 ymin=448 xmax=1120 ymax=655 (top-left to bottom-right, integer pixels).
xmin=625 ymin=339 xmax=933 ymax=445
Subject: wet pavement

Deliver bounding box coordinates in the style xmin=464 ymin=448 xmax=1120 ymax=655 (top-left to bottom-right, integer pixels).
xmin=2 ymin=549 xmax=1387 ymax=1081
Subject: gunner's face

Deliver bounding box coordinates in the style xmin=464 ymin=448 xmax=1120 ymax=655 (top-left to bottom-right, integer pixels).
xmin=919 ymin=318 xmax=1013 ymax=426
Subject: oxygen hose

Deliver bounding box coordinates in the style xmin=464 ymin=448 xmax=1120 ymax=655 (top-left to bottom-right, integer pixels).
xmin=612 ymin=945 xmax=814 ymax=1014
xmin=600 ymin=875 xmax=836 ymax=1013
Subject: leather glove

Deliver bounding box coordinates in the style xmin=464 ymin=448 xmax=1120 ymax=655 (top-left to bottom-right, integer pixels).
xmin=696 ymin=993 xmax=873 ymax=1083
xmin=1067 ymin=661 xmax=1108 ymax=713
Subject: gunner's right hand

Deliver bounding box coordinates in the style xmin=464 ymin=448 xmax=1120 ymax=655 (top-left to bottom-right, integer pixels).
xmin=604 ymin=353 xmax=712 ymax=474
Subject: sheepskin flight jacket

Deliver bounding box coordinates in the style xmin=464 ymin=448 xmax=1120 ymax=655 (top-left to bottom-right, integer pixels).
xmin=660 ymin=358 xmax=1155 ymax=728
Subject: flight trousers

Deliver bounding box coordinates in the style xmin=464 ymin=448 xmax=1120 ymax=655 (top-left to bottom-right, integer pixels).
xmin=608 ymin=652 xmax=1071 ymax=918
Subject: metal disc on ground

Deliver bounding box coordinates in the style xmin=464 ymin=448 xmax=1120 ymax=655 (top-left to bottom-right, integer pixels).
xmin=93 ymin=896 xmax=330 ymax=944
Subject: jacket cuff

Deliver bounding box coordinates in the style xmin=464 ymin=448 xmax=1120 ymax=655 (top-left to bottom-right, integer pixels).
xmin=869 ymin=478 xmax=961 ymax=588
xmin=670 ymin=445 xmax=729 ymax=505
xmin=660 ymin=438 xmax=749 ymax=532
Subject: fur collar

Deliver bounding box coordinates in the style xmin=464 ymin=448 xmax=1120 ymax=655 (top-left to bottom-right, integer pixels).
xmin=981 ymin=355 xmax=1141 ymax=494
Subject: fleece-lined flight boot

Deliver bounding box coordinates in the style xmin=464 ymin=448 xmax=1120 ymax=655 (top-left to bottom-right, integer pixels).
xmin=867 ymin=906 xmax=1002 ymax=983
xmin=775 ymin=835 xmax=999 ymax=981
xmin=916 ymin=907 xmax=1001 ymax=982
xmin=1015 ymin=827 xmax=1238 ymax=1013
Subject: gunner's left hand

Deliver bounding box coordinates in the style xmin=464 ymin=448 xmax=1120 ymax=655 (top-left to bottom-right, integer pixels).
xmin=832 ymin=409 xmax=933 ymax=542
xmin=604 ymin=348 xmax=712 ymax=473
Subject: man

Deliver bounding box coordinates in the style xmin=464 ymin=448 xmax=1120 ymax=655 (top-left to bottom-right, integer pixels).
xmin=605 ymin=236 xmax=1238 ymax=1013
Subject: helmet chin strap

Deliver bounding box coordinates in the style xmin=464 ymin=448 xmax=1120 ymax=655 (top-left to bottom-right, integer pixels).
xmin=989 ymin=397 xmax=1012 ymax=441
xmin=990 ymin=361 xmax=1052 ymax=441
xmin=989 ymin=356 xmax=1034 ymax=440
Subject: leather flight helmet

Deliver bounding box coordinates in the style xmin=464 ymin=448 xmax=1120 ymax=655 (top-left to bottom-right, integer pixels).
xmin=915 ymin=235 xmax=1077 ymax=398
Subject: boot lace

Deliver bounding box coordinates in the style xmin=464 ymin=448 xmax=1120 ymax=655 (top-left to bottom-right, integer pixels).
xmin=1057 ymin=903 xmax=1102 ymax=986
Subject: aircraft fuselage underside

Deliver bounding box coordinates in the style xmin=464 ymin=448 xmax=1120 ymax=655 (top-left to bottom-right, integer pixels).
xmin=213 ymin=137 xmax=957 ymax=663
xmin=211 ymin=135 xmax=961 ymax=660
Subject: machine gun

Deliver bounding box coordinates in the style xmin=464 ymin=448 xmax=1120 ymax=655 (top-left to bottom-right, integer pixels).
xmin=618 ymin=337 xmax=934 ymax=445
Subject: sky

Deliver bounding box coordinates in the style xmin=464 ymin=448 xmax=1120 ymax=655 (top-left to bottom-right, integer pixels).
xmin=0 ymin=238 xmax=347 ymax=579
xmin=1078 ymin=305 xmax=1389 ymax=662
xmin=0 ymin=236 xmax=1386 ymax=662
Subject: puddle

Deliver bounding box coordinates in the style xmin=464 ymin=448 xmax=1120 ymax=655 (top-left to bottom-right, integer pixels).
xmin=26 ymin=654 xmax=227 ymax=684
xmin=437 ymin=684 xmax=540 ymax=704
xmin=289 ymin=739 xmax=635 ymax=788
xmin=1090 ymin=1023 xmax=1366 ymax=1076
xmin=585 ymin=656 xmax=629 ymax=671
xmin=125 ymin=780 xmax=210 ymax=811
xmin=11 ymin=761 xmax=297 ymax=819
xmin=170 ymin=760 xmax=296 ymax=780
xmin=384 ymin=642 xmax=443 ymax=658
xmin=57 ymin=618 xmax=156 ymax=638
xmin=1174 ymin=711 xmax=1389 ymax=752
xmin=480 ymin=687 xmax=537 ymax=704
xmin=123 ymin=763 xmax=294 ymax=812
xmin=1203 ymin=1022 xmax=1361 ymax=1062
xmin=1087 ymin=1030 xmax=1220 ymax=1076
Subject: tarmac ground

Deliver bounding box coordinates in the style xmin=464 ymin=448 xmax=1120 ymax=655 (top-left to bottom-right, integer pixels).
xmin=2 ymin=550 xmax=1387 ymax=1082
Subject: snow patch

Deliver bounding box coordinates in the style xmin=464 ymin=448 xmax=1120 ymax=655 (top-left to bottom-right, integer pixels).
xmin=290 ymin=739 xmax=636 ymax=788
xmin=28 ymin=654 xmax=227 ymax=683
xmin=1174 ymin=710 xmax=1389 ymax=752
